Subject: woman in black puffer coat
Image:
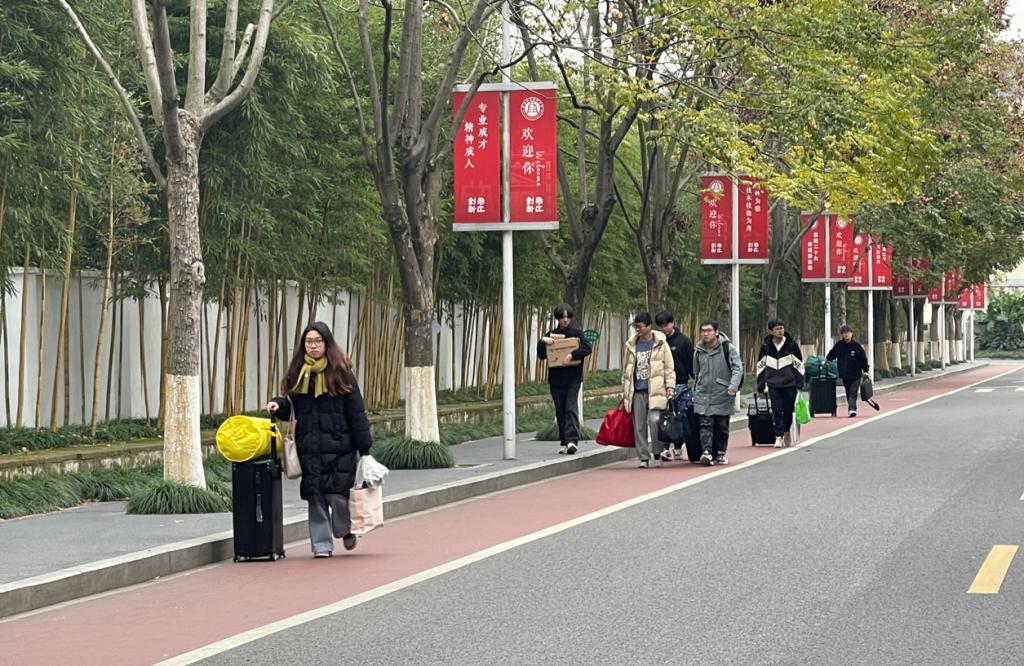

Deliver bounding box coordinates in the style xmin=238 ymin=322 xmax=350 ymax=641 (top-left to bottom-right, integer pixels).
xmin=267 ymin=322 xmax=372 ymax=558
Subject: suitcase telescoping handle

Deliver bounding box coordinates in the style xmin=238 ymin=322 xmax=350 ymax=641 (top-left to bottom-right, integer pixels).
xmin=268 ymin=423 xmax=280 ymax=473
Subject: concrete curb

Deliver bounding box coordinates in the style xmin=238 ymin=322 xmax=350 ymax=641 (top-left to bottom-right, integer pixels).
xmin=0 ymin=362 xmax=985 ymax=620
xmin=0 ymin=445 xmax=630 ymax=620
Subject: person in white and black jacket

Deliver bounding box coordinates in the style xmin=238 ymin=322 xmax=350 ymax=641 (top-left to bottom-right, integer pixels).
xmin=755 ymin=319 xmax=805 ymax=448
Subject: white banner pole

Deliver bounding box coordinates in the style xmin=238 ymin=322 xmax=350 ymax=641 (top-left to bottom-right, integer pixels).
xmin=731 ymin=178 xmax=741 ymax=412
xmin=500 ymin=2 xmax=516 ymax=460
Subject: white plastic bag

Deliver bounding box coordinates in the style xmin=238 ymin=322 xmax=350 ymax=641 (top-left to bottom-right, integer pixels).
xmin=353 ymin=454 xmax=389 ymax=488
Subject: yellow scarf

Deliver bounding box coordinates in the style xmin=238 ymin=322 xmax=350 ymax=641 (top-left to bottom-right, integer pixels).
xmin=294 ymin=354 xmax=328 ymax=397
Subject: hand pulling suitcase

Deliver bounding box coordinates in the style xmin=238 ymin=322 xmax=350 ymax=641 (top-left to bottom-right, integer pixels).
xmin=748 ymin=394 xmax=775 ymax=445
xmin=232 ymin=425 xmax=285 ymax=562
xmin=809 ymin=376 xmax=837 ymax=417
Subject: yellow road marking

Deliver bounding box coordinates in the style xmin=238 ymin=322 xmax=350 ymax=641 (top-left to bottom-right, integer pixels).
xmin=968 ymin=545 xmax=1019 ymax=594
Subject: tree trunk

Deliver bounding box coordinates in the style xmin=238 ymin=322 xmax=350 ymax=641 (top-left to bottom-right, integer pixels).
xmin=15 ymin=246 xmax=30 ymax=428
xmin=162 ymin=121 xmax=206 ymax=489
xmin=833 ymin=284 xmax=847 ymax=332
xmin=50 ymin=182 xmax=78 ymax=431
xmin=644 ymin=260 xmax=672 ymax=315
xmin=798 ymin=281 xmax=814 ymax=348
xmin=873 ymin=291 xmax=889 ymax=372
xmin=716 ymin=265 xmax=732 ymax=331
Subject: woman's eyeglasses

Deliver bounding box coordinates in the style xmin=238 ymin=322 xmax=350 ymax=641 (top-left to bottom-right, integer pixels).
xmin=305 ymin=338 xmax=325 ymax=347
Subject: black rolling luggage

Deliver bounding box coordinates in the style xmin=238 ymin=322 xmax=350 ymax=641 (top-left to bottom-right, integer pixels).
xmin=809 ymin=376 xmax=837 ymax=417
xmin=748 ymin=394 xmax=775 ymax=446
xmin=684 ymin=407 xmax=702 ymax=462
xmin=232 ymin=426 xmax=285 ymax=562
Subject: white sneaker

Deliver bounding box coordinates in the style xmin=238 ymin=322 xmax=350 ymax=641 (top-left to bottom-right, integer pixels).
xmin=774 ymin=436 xmax=784 ymax=448
xmin=654 ymin=457 xmax=663 ymax=468
xmin=558 ymin=445 xmax=568 ymax=454
xmin=566 ymin=443 xmax=578 ymax=455
xmin=673 ymin=448 xmax=683 ymax=459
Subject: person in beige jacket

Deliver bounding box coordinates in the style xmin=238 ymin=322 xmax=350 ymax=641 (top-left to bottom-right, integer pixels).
xmin=621 ymin=312 xmax=676 ymax=467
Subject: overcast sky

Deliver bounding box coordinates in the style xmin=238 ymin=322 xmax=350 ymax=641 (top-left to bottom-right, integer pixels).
xmin=1005 ymin=0 xmax=1024 ymax=39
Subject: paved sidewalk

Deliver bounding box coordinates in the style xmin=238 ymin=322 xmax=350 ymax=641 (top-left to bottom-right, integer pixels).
xmin=0 ymin=361 xmax=990 ymax=619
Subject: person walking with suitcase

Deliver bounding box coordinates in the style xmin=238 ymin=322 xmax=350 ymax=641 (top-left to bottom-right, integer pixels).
xmin=693 ymin=320 xmax=743 ymax=466
xmin=755 ymin=319 xmax=805 ymax=448
xmin=537 ymin=304 xmax=593 ymax=455
xmin=655 ymin=310 xmax=694 ymax=461
xmin=622 ymin=312 xmax=676 ymax=467
xmin=826 ymin=325 xmax=870 ymax=417
xmin=266 ymin=322 xmax=372 ymax=558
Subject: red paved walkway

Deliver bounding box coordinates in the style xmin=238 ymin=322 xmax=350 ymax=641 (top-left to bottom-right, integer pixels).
xmin=1 ymin=364 xmax=1011 ymax=665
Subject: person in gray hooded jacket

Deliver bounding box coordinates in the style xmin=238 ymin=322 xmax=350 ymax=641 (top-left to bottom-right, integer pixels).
xmin=692 ymin=320 xmax=743 ymax=466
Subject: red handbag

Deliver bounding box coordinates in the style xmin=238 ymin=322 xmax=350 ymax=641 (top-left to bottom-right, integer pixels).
xmin=596 ymin=402 xmax=636 ymax=448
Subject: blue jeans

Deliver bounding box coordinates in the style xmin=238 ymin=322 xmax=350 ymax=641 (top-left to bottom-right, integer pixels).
xmin=307 ymin=493 xmax=351 ymax=554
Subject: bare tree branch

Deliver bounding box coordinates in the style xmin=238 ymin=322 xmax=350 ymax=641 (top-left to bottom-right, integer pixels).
xmin=185 ymin=0 xmax=208 ymax=115
xmin=55 ymin=0 xmax=166 ymax=188
xmin=200 ymin=0 xmax=275 ymax=133
xmin=315 ymin=0 xmax=376 ymax=178
xmin=150 ymin=2 xmax=183 ymax=159
xmin=208 ymin=0 xmax=240 ymax=105
xmin=229 ymin=24 xmax=256 ymax=85
xmin=129 ymin=0 xmax=163 ymax=127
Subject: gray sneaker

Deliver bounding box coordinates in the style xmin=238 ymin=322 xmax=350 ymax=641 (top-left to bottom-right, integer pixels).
xmin=714 ymin=453 xmax=728 ymax=465
xmin=699 ymin=450 xmax=713 ymax=466
xmin=673 ymin=447 xmax=683 ymax=459
xmin=566 ymin=442 xmax=578 ymax=455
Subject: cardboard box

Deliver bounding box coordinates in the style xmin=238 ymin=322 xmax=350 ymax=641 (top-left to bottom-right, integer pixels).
xmin=546 ymin=337 xmax=581 ymax=367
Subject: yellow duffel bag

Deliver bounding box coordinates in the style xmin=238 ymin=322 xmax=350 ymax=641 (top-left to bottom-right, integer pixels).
xmin=216 ymin=415 xmax=275 ymax=462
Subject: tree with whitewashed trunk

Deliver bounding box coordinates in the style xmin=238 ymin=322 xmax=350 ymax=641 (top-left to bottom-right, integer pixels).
xmin=316 ymin=0 xmax=511 ymax=461
xmin=55 ymin=0 xmax=276 ymax=487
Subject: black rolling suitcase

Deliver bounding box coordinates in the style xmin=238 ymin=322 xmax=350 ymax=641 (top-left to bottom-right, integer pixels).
xmin=684 ymin=407 xmax=702 ymax=462
xmin=232 ymin=426 xmax=285 ymax=562
xmin=809 ymin=376 xmax=837 ymax=417
xmin=748 ymin=394 xmax=775 ymax=446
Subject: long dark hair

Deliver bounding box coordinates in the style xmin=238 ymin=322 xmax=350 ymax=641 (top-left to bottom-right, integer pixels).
xmin=281 ymin=322 xmax=353 ymax=396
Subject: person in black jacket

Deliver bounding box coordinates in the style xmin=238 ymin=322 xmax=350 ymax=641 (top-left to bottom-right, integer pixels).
xmin=266 ymin=322 xmax=372 ymax=558
xmin=755 ymin=319 xmax=805 ymax=447
xmin=655 ymin=310 xmax=694 ymax=460
xmin=826 ymin=325 xmax=870 ymax=417
xmin=537 ymin=304 xmax=592 ymax=454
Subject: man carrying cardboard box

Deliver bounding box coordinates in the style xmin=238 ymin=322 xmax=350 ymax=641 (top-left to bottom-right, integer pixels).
xmin=537 ymin=304 xmax=593 ymax=454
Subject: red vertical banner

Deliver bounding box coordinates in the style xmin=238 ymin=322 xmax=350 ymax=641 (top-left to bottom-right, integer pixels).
xmin=972 ymin=283 xmax=986 ymax=310
xmin=892 ymin=276 xmax=911 ymax=298
xmin=800 ymin=213 xmax=826 ymax=280
xmin=829 ymin=214 xmax=855 ymax=280
xmin=737 ymin=178 xmax=768 ymax=261
xmin=700 ymin=175 xmax=733 ymax=262
xmin=958 ymin=287 xmax=973 ymax=309
xmin=927 ymin=279 xmax=944 ymax=303
xmin=848 ymin=232 xmax=870 ymax=289
xmin=942 ymin=268 xmax=961 ymax=303
xmin=508 ymin=89 xmax=558 ymax=223
xmin=452 ymin=91 xmax=502 ymax=225
xmin=872 ymin=241 xmax=892 ymax=289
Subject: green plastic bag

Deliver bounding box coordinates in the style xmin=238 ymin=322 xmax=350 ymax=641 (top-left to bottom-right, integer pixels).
xmin=795 ymin=395 xmax=811 ymax=425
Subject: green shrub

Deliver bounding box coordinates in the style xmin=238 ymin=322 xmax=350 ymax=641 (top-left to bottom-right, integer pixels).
xmin=0 ymin=421 xmax=162 ymax=455
xmin=126 ymin=481 xmax=231 ymax=514
xmin=374 ymin=437 xmax=455 ymax=469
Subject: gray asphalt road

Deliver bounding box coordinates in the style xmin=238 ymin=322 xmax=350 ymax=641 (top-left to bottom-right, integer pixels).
xmin=201 ymin=367 xmax=1024 ymax=665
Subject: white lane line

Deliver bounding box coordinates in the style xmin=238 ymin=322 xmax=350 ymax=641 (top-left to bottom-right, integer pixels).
xmin=975 ymin=388 xmax=995 ymax=393
xmin=1016 ymin=387 xmax=1024 ymax=392
xmin=157 ymin=365 xmax=1021 ymax=666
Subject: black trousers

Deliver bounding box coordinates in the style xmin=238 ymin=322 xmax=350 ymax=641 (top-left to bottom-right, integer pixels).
xmin=550 ymin=383 xmax=582 ymax=445
xmin=842 ymin=377 xmax=862 ymax=412
xmin=698 ymin=415 xmax=731 ymax=455
xmin=768 ymin=386 xmax=798 ymax=437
